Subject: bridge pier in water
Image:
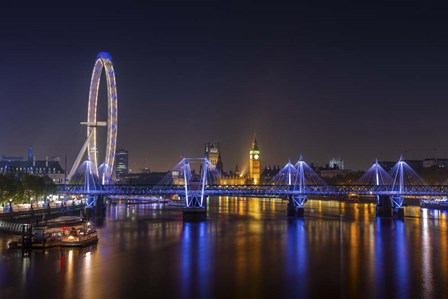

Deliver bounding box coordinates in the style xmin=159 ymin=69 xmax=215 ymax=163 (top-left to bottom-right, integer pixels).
xmin=375 ymin=195 xmax=404 ymax=218
xmin=182 ymin=179 xmax=207 ymax=221
xmin=183 ymin=207 xmax=206 ymax=221
xmin=86 ymin=195 xmax=96 ymax=208
xmin=95 ymin=195 xmax=106 ymax=215
xmin=287 ymin=195 xmax=307 ymax=217
xmin=85 ymin=195 xmax=106 ymax=217
xmin=179 ymin=157 xmax=210 ymax=221
xmin=182 ymin=195 xmax=207 ymax=221
xmin=391 ymin=195 xmax=405 ymax=218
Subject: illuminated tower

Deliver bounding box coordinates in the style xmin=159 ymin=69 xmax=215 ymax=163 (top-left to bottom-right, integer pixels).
xmin=205 ymin=142 xmax=220 ymax=167
xmin=115 ymin=148 xmax=129 ymax=180
xmin=249 ymin=137 xmax=260 ymax=184
xmin=28 ymin=147 xmax=33 ymax=160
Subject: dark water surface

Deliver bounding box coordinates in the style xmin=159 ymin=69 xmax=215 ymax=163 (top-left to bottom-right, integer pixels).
xmin=1 ymin=198 xmax=448 ymax=299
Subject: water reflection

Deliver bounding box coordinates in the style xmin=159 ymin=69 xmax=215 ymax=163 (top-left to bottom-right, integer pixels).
xmin=421 ymin=213 xmax=433 ymax=299
xmin=180 ymin=222 xmax=211 ymax=299
xmin=0 ymin=199 xmax=447 ymax=298
xmin=394 ymin=220 xmax=409 ymax=298
xmin=374 ymin=218 xmax=385 ymax=299
xmin=285 ymin=219 xmax=308 ymax=297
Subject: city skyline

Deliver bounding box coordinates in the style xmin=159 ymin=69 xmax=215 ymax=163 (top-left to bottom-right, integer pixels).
xmin=2 ymin=3 xmax=448 ymax=298
xmin=1 ymin=3 xmax=448 ymax=172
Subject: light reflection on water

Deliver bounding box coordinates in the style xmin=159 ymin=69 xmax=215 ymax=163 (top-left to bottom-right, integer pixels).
xmin=0 ymin=198 xmax=447 ymax=299
xmin=285 ymin=219 xmax=308 ymax=297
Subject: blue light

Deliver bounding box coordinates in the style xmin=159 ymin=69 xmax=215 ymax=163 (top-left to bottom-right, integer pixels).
xmin=394 ymin=220 xmax=410 ymax=298
xmin=96 ymin=52 xmax=112 ymax=60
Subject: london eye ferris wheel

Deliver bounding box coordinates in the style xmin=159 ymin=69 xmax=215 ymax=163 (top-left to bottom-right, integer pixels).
xmin=67 ymin=52 xmax=118 ymax=185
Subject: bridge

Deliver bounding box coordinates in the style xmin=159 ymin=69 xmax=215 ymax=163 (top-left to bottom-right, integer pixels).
xmin=60 ymin=155 xmax=440 ymax=219
xmin=56 ymin=183 xmax=448 ymax=197
xmin=62 ymin=52 xmax=444 ymax=220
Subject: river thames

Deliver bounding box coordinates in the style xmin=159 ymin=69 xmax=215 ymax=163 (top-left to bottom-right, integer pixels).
xmin=1 ymin=198 xmax=447 ymax=299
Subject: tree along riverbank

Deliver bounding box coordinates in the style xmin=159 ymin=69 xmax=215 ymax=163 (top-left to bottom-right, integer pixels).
xmin=0 ymin=174 xmax=56 ymax=205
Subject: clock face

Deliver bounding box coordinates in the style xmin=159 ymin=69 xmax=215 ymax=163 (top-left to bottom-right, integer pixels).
xmin=254 ymin=154 xmax=259 ymax=160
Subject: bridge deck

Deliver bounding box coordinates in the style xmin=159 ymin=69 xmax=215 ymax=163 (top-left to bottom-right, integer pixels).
xmin=56 ymin=184 xmax=448 ymax=196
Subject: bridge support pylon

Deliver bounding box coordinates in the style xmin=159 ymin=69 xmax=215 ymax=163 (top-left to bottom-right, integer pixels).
xmin=180 ymin=157 xmax=210 ymax=221
xmin=375 ymin=195 xmax=404 ymax=218
xmin=86 ymin=195 xmax=96 ymax=208
xmin=183 ymin=194 xmax=207 ymax=222
xmin=287 ymin=195 xmax=307 ymax=217
xmin=391 ymin=195 xmax=405 ymax=218
xmin=95 ymin=195 xmax=106 ymax=215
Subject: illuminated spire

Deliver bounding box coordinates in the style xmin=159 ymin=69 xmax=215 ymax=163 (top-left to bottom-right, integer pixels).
xmin=251 ymin=134 xmax=258 ymax=151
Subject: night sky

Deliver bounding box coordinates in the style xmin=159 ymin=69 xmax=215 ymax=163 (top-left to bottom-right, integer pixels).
xmin=1 ymin=2 xmax=448 ymax=173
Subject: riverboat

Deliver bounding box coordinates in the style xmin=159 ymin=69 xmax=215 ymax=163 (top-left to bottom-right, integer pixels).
xmin=61 ymin=222 xmax=98 ymax=247
xmin=10 ymin=226 xmax=61 ymax=249
xmin=167 ymin=199 xmax=185 ymax=207
xmin=9 ymin=216 xmax=98 ymax=249
xmin=421 ymin=197 xmax=448 ymax=211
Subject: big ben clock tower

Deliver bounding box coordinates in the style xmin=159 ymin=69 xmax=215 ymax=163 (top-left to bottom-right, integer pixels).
xmin=249 ymin=136 xmax=261 ymax=184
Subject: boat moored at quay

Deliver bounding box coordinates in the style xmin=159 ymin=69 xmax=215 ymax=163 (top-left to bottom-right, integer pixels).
xmin=9 ymin=216 xmax=98 ymax=249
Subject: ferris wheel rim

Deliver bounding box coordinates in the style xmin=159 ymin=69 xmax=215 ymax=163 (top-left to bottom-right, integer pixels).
xmin=87 ymin=52 xmax=118 ymax=184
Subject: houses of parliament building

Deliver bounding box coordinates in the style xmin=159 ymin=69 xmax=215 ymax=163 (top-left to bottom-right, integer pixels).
xmin=205 ymin=137 xmax=268 ymax=185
